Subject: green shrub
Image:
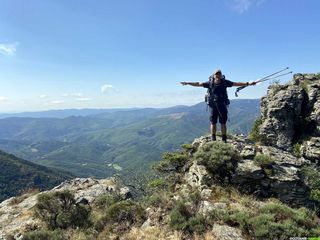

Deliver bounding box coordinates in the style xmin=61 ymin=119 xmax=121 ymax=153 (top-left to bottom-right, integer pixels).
xmin=253 ymin=154 xmax=275 ymax=167
xmin=169 ymin=200 xmax=210 ymax=234
xmin=270 ymin=79 xmax=282 ymax=93
xmin=189 ymin=190 xmax=202 ymax=207
xmin=194 ymin=142 xmax=239 ymax=179
xmin=248 ymin=117 xmax=263 ymax=142
xmin=169 ymin=201 xmax=192 ymax=231
xmin=207 ymin=208 xmax=230 ymax=222
xmin=228 ymin=210 xmax=251 ymax=232
xmin=181 ymin=143 xmax=195 ymax=152
xmin=145 ymin=191 xmax=172 ymax=208
xmin=23 ymin=230 xmax=63 ymax=240
xmin=106 ymin=200 xmax=146 ymax=224
xmin=34 ymin=191 xmax=91 ymax=230
xmin=94 ymin=194 xmax=118 ymax=210
xmin=293 ymin=143 xmax=302 ymax=157
xmin=148 ymin=178 xmax=167 ymax=190
xmin=94 ymin=200 xmax=146 ymax=232
xmin=301 ymin=165 xmax=320 ymax=202
xmin=169 ymin=208 xmax=189 ymax=231
xmin=187 ymin=215 xmax=207 ymax=234
xmin=207 ymin=200 xmax=320 ymax=239
xmin=310 ymin=189 xmax=320 ymax=202
xmin=155 ymin=151 xmax=189 ymax=172
xmin=248 ymin=202 xmax=318 ymax=239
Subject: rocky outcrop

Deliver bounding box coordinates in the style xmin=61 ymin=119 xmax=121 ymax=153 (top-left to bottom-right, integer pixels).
xmin=189 ymin=135 xmax=316 ymax=208
xmin=259 ymin=73 xmax=320 ymax=151
xmin=0 ymin=177 xmax=130 ymax=238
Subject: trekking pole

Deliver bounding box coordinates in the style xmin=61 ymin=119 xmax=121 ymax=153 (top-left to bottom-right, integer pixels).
xmin=255 ymin=71 xmax=293 ymax=83
xmin=235 ymin=68 xmax=292 ymax=97
xmin=255 ymin=67 xmax=289 ymax=83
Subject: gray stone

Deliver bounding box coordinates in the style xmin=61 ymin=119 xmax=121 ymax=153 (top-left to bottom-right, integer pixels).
xmin=141 ymin=218 xmax=152 ymax=228
xmin=192 ymin=135 xmax=211 ymax=149
xmin=198 ymin=201 xmax=215 ymax=215
xmin=302 ymin=137 xmax=320 ymax=162
xmin=119 ymin=187 xmax=132 ymax=199
xmin=212 ymin=224 xmax=245 ymax=240
xmin=240 ymin=145 xmax=255 ymax=159
xmin=260 ymin=146 xmax=308 ymax=166
xmin=184 ymin=161 xmax=211 ymax=188
xmin=269 ymin=165 xmax=299 ymax=181
xmin=201 ymin=188 xmax=213 ymax=199
xmin=233 ymin=160 xmax=265 ymax=182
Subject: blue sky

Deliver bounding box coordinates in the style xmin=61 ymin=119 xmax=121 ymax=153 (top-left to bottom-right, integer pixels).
xmin=0 ymin=0 xmax=319 ymax=112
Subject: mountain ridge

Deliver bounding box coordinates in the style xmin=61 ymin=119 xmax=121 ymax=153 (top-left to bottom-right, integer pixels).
xmin=0 ymin=150 xmax=73 ymax=202
xmin=0 ymin=100 xmax=259 ymax=179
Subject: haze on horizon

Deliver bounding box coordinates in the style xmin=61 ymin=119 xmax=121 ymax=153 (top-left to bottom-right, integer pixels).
xmin=0 ymin=0 xmax=319 ymax=113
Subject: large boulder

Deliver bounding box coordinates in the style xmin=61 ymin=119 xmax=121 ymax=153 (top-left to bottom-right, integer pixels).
xmin=259 ymin=73 xmax=320 ymax=152
xmin=259 ymin=84 xmax=305 ymax=150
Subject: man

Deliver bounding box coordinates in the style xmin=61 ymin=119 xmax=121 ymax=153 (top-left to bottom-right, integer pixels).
xmin=180 ymin=69 xmax=256 ymax=142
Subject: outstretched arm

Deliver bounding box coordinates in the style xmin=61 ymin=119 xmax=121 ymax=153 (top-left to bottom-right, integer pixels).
xmin=180 ymin=82 xmax=204 ymax=87
xmin=232 ymin=81 xmax=257 ymax=87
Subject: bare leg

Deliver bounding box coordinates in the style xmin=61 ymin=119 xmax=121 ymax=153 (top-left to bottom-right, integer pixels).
xmin=221 ymin=124 xmax=227 ymax=142
xmin=211 ymin=124 xmax=216 ymax=141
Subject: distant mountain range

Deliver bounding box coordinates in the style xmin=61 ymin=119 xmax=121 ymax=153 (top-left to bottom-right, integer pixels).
xmin=0 ymin=108 xmax=136 ymax=119
xmin=0 ymin=100 xmax=260 ymax=180
xmin=0 ymin=150 xmax=72 ymax=202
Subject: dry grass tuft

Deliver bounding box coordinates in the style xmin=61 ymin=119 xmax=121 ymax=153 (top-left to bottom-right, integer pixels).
xmin=124 ymin=226 xmax=183 ymax=240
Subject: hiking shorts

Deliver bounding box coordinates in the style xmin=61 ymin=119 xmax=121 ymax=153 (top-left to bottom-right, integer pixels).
xmin=208 ymin=102 xmax=228 ymax=124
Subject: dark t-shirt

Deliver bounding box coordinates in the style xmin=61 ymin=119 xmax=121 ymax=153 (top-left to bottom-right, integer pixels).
xmin=203 ymin=79 xmax=234 ymax=97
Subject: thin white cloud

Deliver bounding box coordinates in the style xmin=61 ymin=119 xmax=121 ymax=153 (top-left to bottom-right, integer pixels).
xmin=74 ymin=97 xmax=92 ymax=102
xmin=231 ymin=0 xmax=265 ymax=14
xmin=71 ymin=92 xmax=83 ymax=97
xmin=101 ymin=84 xmax=114 ymax=94
xmin=51 ymin=100 xmax=64 ymax=104
xmin=39 ymin=94 xmax=47 ymax=99
xmin=0 ymin=42 xmax=18 ymax=56
xmin=63 ymin=92 xmax=83 ymax=97
xmin=0 ymin=96 xmax=9 ymax=102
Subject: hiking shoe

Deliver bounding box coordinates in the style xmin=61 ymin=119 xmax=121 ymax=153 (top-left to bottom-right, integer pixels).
xmin=222 ymin=135 xmax=227 ymax=143
xmin=211 ymin=134 xmax=216 ymax=141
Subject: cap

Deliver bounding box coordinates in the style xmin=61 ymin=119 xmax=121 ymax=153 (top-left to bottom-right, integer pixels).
xmin=214 ymin=69 xmax=222 ymax=75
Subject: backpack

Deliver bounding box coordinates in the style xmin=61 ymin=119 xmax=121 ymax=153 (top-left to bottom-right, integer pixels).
xmin=205 ymin=75 xmax=230 ymax=107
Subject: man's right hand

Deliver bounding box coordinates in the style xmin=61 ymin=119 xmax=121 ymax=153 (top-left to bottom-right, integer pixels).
xmin=180 ymin=82 xmax=188 ymax=86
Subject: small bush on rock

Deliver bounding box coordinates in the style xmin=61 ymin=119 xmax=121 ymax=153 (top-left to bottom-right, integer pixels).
xmin=34 ymin=190 xmax=91 ymax=230
xmin=253 ymin=154 xmax=275 ymax=167
xmin=169 ymin=200 xmax=207 ymax=234
xmin=169 ymin=201 xmax=191 ymax=231
xmin=95 ymin=200 xmax=146 ymax=231
xmin=94 ymin=194 xmax=118 ymax=210
xmin=106 ymin=200 xmax=146 ymax=224
xmin=249 ymin=202 xmax=318 ymax=239
xmin=194 ymin=142 xmax=240 ymax=180
xmin=155 ymin=151 xmax=189 ymax=172
xmin=301 ymin=165 xmax=320 ymax=202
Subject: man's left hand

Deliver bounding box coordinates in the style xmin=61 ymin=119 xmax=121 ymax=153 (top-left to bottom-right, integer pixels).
xmin=250 ymin=81 xmax=257 ymax=85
